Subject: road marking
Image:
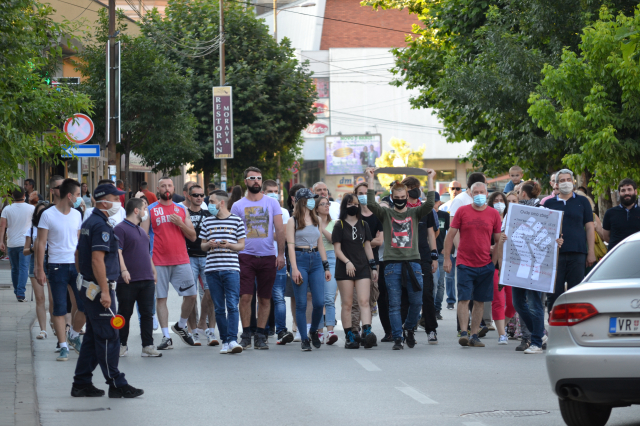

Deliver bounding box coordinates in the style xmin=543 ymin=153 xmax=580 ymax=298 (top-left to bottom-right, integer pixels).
xmin=395 ymin=381 xmax=438 ymax=404
xmin=353 ymin=357 xmax=381 ymax=371
xmin=463 ymin=423 xmax=486 ymax=426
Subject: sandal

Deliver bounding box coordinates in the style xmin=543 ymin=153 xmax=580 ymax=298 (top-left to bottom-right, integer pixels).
xmin=37 ymin=330 xmax=48 ymax=340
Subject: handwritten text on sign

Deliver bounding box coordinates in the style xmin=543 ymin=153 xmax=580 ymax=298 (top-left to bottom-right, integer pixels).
xmin=213 ymin=86 xmax=234 ymax=159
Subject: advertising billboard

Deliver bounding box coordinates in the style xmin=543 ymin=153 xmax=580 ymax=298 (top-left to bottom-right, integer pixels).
xmin=325 ymin=134 xmax=382 ymax=175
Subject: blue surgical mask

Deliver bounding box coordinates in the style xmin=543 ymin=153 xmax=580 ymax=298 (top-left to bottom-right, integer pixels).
xmin=473 ymin=194 xmax=487 ymax=206
xmin=357 ymin=195 xmax=367 ymax=205
xmin=266 ymin=193 xmax=279 ymax=201
xmin=208 ymin=203 xmax=219 ymax=216
xmin=306 ymin=199 xmax=316 ymax=210
xmin=73 ymin=197 xmax=82 ymax=209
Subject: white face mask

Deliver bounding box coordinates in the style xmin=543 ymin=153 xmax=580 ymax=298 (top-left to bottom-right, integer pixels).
xmin=494 ymin=202 xmax=506 ymax=213
xmin=140 ymin=210 xmax=149 ymax=222
xmin=558 ymin=182 xmax=574 ymax=195
xmin=99 ymin=200 xmax=122 ymax=217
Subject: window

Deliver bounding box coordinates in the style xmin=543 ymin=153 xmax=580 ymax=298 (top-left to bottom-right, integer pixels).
xmin=587 ymin=241 xmax=640 ymax=282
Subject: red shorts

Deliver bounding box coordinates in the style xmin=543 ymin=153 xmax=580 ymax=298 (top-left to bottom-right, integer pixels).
xmin=239 ymin=254 xmax=277 ymax=299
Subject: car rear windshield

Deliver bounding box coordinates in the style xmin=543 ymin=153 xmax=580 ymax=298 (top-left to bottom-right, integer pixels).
xmin=587 ymin=241 xmax=640 ymax=282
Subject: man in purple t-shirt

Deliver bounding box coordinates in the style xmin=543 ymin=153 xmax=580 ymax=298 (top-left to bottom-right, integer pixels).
xmin=230 ymin=167 xmax=285 ymax=350
xmin=114 ymin=198 xmax=160 ymax=357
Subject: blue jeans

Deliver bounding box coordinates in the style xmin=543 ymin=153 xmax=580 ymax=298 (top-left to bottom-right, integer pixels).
xmin=323 ymin=250 xmax=337 ymax=327
xmin=385 ymin=262 xmax=423 ymax=340
xmin=48 ymin=263 xmax=82 ymax=316
xmin=512 ymin=287 xmax=545 ymax=347
xmin=8 ymin=247 xmax=29 ymax=298
xmin=433 ymin=253 xmax=445 ymax=311
xmin=291 ymin=251 xmax=325 ymax=341
xmin=445 ymin=255 xmax=457 ymax=305
xmin=272 ymin=267 xmax=287 ymax=333
xmin=207 ymin=270 xmax=240 ymax=344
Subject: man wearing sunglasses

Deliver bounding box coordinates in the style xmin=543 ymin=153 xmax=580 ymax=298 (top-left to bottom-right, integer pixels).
xmin=184 ymin=184 xmax=217 ymax=347
xmin=230 ymin=167 xmax=285 ymax=350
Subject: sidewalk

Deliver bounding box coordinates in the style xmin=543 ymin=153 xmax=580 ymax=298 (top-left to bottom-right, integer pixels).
xmin=0 ymin=261 xmax=39 ymax=426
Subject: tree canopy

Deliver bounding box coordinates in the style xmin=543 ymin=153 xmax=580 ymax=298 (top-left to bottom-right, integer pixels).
xmin=0 ymin=0 xmax=92 ymax=195
xmin=141 ymin=0 xmax=316 ymax=185
xmin=375 ymin=138 xmax=426 ymax=188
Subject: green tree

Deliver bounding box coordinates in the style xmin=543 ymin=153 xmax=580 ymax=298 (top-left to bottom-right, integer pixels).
xmin=0 ymin=0 xmax=92 ymax=195
xmin=75 ymin=9 xmax=200 ymax=191
xmin=141 ymin=0 xmax=316 ymax=184
xmin=375 ymin=138 xmax=426 ymax=188
xmin=528 ymin=6 xmax=640 ymax=197
xmin=362 ymin=0 xmax=637 ymax=183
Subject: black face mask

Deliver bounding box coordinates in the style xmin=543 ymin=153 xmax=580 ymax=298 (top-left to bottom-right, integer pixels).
xmin=247 ymin=185 xmax=261 ymax=194
xmin=346 ymin=205 xmax=359 ymax=216
xmin=622 ymin=194 xmax=637 ymax=206
xmin=392 ymin=198 xmax=408 ymax=209
xmin=408 ymin=188 xmax=420 ymax=199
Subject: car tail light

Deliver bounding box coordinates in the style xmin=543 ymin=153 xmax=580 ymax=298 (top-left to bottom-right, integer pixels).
xmin=549 ymin=303 xmax=599 ymax=326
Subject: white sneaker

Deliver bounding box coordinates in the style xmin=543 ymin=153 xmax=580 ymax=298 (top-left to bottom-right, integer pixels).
xmin=325 ymin=331 xmax=338 ymax=345
xmin=119 ymin=344 xmax=128 ymax=357
xmin=293 ymin=330 xmax=301 ymax=342
xmin=487 ymin=321 xmax=496 ymax=331
xmin=220 ymin=343 xmax=229 ymax=354
xmin=542 ymin=335 xmax=548 ymax=344
xmin=192 ymin=332 xmax=202 ymax=346
xmin=141 ymin=345 xmax=162 ymax=357
xmin=205 ymin=329 xmax=220 ymax=346
xmin=318 ymin=331 xmax=325 ymax=344
xmin=152 ymin=315 xmax=159 ymax=331
xmin=498 ymin=334 xmax=508 ymax=345
xmin=228 ymin=341 xmax=243 ymax=354
xmin=524 ymin=345 xmax=543 ymax=354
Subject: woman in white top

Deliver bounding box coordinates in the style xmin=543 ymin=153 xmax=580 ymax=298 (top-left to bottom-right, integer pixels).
xmin=315 ymin=196 xmax=339 ymax=345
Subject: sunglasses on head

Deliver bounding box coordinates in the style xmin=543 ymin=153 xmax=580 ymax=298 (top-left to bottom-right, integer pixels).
xmin=246 ymin=176 xmax=262 ymax=181
xmin=190 ymin=193 xmax=205 ymax=198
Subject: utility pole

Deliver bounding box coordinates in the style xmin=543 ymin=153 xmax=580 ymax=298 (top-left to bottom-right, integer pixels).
xmin=273 ymin=0 xmax=283 ymax=206
xmin=219 ymin=0 xmax=227 ymax=191
xmin=108 ymin=0 xmax=117 ymax=182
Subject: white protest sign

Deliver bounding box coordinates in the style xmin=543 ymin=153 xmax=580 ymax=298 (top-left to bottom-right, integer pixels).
xmin=499 ymin=204 xmax=563 ymax=293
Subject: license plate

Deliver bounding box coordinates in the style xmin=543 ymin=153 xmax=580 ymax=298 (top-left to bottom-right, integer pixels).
xmin=609 ymin=317 xmax=640 ymax=334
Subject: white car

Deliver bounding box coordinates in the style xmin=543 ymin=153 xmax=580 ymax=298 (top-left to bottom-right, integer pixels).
xmin=546 ymin=232 xmax=640 ymax=426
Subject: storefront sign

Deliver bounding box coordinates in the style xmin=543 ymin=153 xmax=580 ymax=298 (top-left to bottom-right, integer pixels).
xmin=213 ymin=86 xmax=233 ymax=159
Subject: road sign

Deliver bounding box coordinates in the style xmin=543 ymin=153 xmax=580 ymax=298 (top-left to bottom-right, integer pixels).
xmin=63 ymin=113 xmax=94 ymax=144
xmin=62 ymin=144 xmax=100 ymax=158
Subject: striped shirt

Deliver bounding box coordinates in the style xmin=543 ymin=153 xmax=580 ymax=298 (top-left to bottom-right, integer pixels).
xmin=199 ymin=213 xmax=246 ymax=272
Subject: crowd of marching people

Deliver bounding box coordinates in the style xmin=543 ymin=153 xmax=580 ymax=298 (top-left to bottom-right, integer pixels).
xmin=1 ymin=164 xmax=640 ymax=395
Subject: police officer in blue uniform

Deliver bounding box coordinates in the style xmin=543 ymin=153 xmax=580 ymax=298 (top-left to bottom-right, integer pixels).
xmin=71 ymin=184 xmax=144 ymax=398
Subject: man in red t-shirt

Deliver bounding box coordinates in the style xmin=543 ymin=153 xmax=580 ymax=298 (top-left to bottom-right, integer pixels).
xmin=148 ymin=177 xmax=198 ymax=350
xmin=140 ymin=181 xmax=158 ymax=204
xmin=443 ymin=182 xmax=501 ymax=348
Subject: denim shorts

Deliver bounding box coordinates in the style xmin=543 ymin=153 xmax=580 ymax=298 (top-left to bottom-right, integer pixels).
xmin=456 ymin=263 xmax=495 ymax=302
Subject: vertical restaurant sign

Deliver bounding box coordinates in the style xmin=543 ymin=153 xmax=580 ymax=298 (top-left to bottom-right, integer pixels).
xmin=213 ymin=86 xmax=233 ymax=159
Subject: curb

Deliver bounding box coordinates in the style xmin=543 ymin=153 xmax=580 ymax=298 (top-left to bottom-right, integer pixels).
xmin=15 ymin=309 xmax=40 ymax=426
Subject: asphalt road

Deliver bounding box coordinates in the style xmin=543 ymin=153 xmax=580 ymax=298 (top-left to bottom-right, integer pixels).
xmin=32 ymin=293 xmax=640 ymax=426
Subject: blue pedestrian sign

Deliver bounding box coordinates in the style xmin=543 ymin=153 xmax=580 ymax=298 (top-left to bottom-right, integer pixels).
xmin=62 ymin=144 xmax=100 ymax=158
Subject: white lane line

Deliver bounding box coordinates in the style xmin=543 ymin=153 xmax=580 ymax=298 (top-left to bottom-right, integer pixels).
xmin=395 ymin=381 xmax=438 ymax=404
xmin=463 ymin=423 xmax=487 ymax=426
xmin=353 ymin=357 xmax=381 ymax=371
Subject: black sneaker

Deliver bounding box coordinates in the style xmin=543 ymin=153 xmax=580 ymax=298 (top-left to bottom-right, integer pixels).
xmin=381 ymin=333 xmax=393 ymax=343
xmin=253 ymin=333 xmax=269 ymax=350
xmin=436 ymin=311 xmax=443 ymax=321
xmin=392 ymin=338 xmax=404 ymax=350
xmin=157 ymin=337 xmax=173 ymax=350
xmin=428 ymin=331 xmax=438 ymax=345
xmin=447 ymin=303 xmax=455 ymax=310
xmin=268 ymin=329 xmax=275 ymax=337
xmin=459 ymin=331 xmax=469 ymax=347
xmin=276 ymin=330 xmax=294 ymax=345
xmin=309 ymin=330 xmax=321 ymax=349
xmin=71 ymin=384 xmax=105 ymax=397
xmin=301 ymin=339 xmax=312 ymax=351
xmin=239 ymin=332 xmax=252 ymax=349
xmin=171 ymin=323 xmax=195 ymax=346
xmin=344 ymin=330 xmax=360 ymax=349
xmin=403 ymin=328 xmax=416 ymax=348
xmin=516 ymin=339 xmax=530 ymax=352
xmin=108 ymin=384 xmax=144 ymax=398
xmin=478 ymin=326 xmax=489 ymax=338
xmin=362 ymin=327 xmax=377 ymax=349
xmin=468 ymin=335 xmax=485 ymax=347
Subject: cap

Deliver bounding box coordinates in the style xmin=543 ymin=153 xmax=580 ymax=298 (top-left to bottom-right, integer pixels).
xmin=94 ymin=184 xmax=125 ymax=200
xmin=295 ymin=188 xmax=319 ymax=202
xmin=434 ymin=192 xmax=440 ymax=202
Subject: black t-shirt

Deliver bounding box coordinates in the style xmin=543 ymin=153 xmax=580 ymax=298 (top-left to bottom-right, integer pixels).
xmin=436 ymin=210 xmax=450 ymax=253
xmin=545 ymin=194 xmax=593 ymax=254
xmin=186 ymin=207 xmax=211 ymax=257
xmin=418 ymin=209 xmax=438 ymax=260
xmin=602 ymin=204 xmax=640 ymax=250
xmin=362 ymin=212 xmax=383 ymax=263
xmin=331 ymin=219 xmax=372 ymax=281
